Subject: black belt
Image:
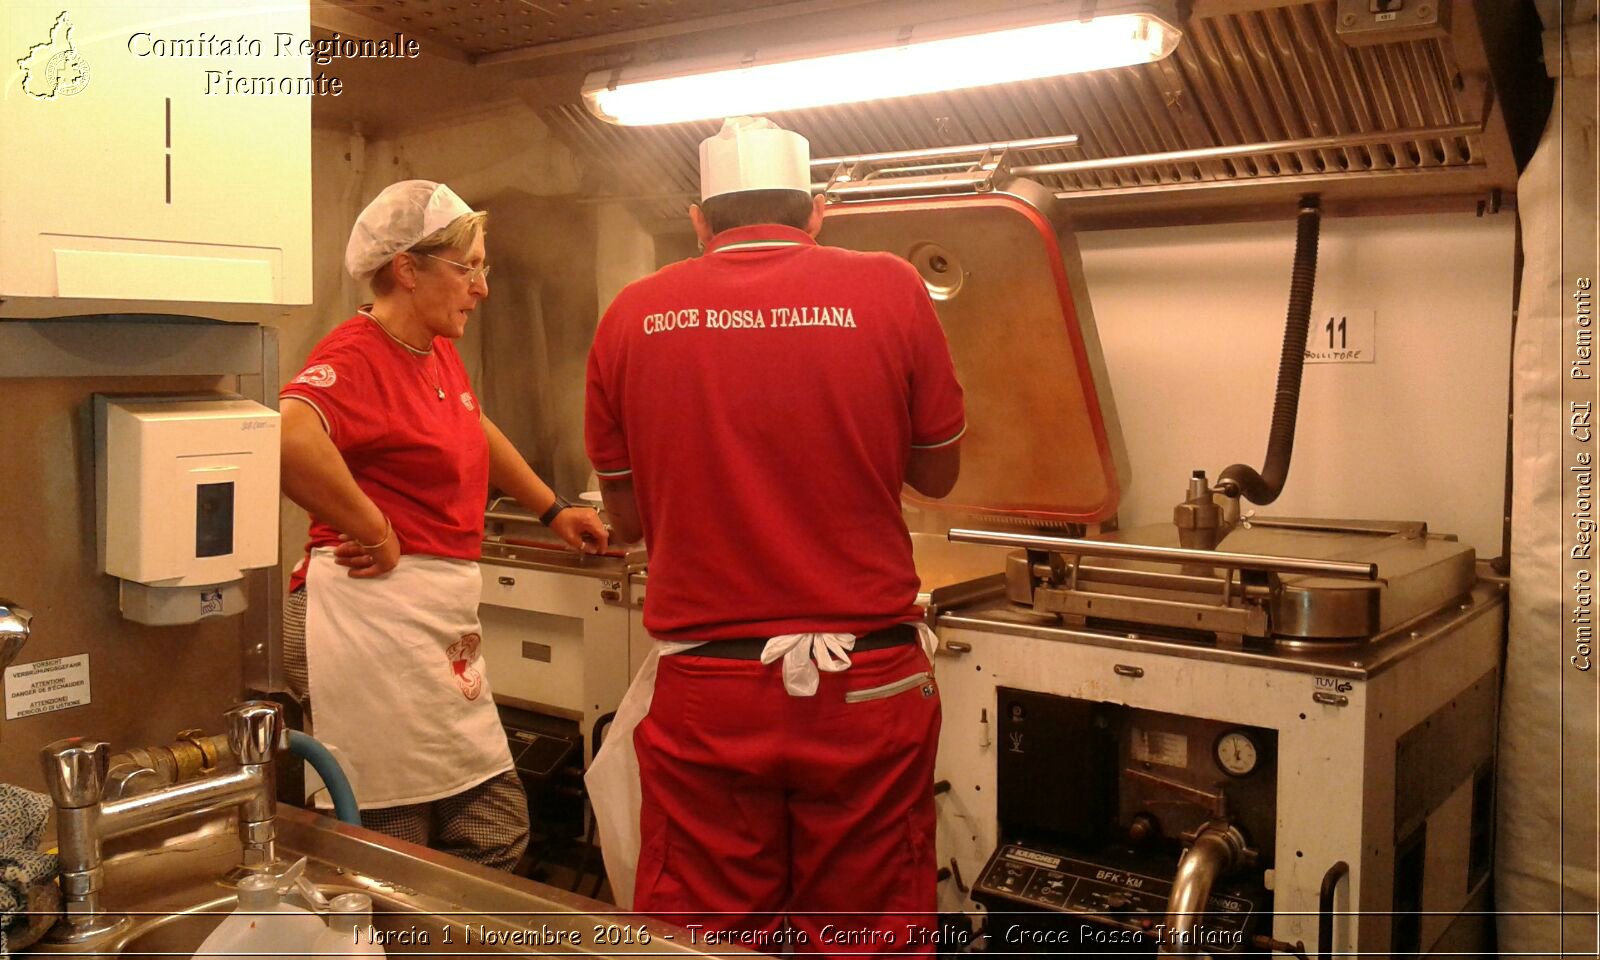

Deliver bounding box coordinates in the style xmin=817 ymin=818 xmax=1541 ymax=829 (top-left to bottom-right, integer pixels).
xmin=678 ymin=623 xmax=918 ymax=661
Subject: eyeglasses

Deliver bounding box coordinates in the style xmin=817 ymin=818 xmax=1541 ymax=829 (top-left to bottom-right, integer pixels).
xmin=422 ymin=252 xmax=491 ymax=284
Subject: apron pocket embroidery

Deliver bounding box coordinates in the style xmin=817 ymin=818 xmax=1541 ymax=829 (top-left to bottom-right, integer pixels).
xmin=445 ymin=632 xmax=485 ymax=700
xmin=844 ymin=671 xmax=934 ymax=704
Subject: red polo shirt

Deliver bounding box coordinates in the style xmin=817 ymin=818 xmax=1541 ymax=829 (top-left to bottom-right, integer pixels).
xmin=282 ymin=313 xmax=489 ymax=589
xmin=586 ymin=224 xmax=965 ymax=642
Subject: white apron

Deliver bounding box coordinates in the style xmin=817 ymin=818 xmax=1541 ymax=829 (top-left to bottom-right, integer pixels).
xmin=585 ymin=624 xmax=938 ymax=908
xmin=304 ymin=550 xmax=514 ymax=809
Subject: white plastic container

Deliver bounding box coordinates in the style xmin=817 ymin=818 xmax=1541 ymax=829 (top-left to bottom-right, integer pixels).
xmin=96 ymin=395 xmax=282 ymax=625
xmin=309 ymin=893 xmax=387 ymax=958
xmin=192 ymin=873 xmax=325 ymax=960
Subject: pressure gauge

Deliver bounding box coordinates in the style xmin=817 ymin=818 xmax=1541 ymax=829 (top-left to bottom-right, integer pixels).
xmin=1214 ymin=731 xmax=1259 ymax=777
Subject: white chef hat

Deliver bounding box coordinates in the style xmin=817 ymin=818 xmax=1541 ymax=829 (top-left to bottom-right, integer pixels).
xmin=344 ymin=180 xmax=478 ymax=282
xmin=699 ymin=117 xmax=811 ymax=201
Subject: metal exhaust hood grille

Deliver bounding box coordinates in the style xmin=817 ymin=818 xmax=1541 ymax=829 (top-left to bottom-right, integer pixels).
xmin=534 ymin=0 xmax=1516 ymax=228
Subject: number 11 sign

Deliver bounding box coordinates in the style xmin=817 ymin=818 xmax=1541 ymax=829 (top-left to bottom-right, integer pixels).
xmin=1304 ymin=309 xmax=1376 ymax=364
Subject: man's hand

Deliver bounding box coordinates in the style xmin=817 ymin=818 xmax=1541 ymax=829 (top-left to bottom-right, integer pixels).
xmin=334 ymin=525 xmax=401 ymax=577
xmin=551 ymin=508 xmax=610 ymax=554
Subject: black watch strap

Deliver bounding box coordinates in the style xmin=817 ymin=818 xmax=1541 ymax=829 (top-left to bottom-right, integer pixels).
xmin=538 ymin=495 xmax=575 ymax=526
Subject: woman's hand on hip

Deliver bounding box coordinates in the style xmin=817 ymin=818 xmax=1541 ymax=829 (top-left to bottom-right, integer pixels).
xmin=335 ymin=526 xmax=401 ymax=577
xmin=551 ymin=508 xmax=610 ymax=555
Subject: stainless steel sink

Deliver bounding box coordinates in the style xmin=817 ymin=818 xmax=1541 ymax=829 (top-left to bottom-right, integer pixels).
xmin=27 ymin=806 xmax=737 ymax=958
xmin=111 ymin=893 xmax=460 ymax=955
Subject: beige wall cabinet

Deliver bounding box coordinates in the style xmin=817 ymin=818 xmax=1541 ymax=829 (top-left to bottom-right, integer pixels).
xmin=2 ymin=1 xmax=310 ymax=304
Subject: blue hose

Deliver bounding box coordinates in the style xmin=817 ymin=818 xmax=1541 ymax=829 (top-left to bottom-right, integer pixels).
xmin=286 ymin=730 xmax=361 ymax=826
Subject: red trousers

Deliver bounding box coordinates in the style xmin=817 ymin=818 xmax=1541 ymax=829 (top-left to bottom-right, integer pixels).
xmin=633 ymin=642 xmax=941 ymax=957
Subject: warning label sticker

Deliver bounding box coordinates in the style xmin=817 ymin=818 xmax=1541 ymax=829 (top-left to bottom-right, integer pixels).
xmin=1130 ymin=728 xmax=1188 ymax=767
xmin=5 ymin=654 xmax=91 ymax=719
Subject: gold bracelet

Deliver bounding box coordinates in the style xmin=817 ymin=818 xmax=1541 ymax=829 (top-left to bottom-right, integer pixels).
xmin=357 ymin=516 xmax=392 ymax=551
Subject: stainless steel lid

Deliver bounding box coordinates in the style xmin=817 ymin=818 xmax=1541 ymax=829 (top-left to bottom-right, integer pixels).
xmin=819 ymin=178 xmax=1126 ymax=524
xmin=965 ymin=518 xmax=1478 ymax=644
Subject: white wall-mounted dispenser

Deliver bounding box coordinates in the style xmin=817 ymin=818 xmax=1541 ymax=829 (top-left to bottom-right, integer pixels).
xmin=94 ymin=396 xmax=280 ymax=625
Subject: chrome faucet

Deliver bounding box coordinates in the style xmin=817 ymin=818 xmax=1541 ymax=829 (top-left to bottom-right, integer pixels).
xmin=0 ymin=598 xmax=30 ymax=670
xmin=40 ymin=701 xmax=284 ymax=944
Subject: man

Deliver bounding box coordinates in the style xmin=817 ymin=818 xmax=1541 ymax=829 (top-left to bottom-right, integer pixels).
xmin=584 ymin=117 xmax=965 ymax=954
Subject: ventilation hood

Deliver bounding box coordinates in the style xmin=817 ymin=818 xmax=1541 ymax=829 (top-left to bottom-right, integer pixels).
xmin=312 ymin=0 xmax=1544 ymax=229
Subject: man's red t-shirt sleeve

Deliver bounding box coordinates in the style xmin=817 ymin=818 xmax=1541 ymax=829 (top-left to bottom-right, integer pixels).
xmin=584 ymin=312 xmax=632 ymax=479
xmin=903 ymin=271 xmax=966 ymax=449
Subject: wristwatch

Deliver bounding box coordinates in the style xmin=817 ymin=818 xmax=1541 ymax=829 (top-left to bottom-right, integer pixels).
xmin=539 ymin=495 xmax=575 ymax=527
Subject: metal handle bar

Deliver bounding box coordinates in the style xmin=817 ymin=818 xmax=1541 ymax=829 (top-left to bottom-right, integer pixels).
xmin=947 ymin=529 xmax=1377 ymax=580
xmin=811 ymin=134 xmax=1080 ymax=168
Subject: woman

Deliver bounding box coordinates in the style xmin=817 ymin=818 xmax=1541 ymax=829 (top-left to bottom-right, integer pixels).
xmin=279 ymin=180 xmax=607 ymax=869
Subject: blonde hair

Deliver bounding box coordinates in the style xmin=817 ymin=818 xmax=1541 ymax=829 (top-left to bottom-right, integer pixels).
xmin=370 ymin=211 xmax=488 ymax=294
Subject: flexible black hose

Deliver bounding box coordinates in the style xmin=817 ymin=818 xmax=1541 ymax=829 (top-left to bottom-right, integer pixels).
xmin=1218 ymin=196 xmax=1322 ymax=505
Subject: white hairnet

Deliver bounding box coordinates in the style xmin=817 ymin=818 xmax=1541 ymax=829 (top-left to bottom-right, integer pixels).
xmin=344 ymin=180 xmax=477 ymax=282
xmin=699 ymin=117 xmax=811 ymax=201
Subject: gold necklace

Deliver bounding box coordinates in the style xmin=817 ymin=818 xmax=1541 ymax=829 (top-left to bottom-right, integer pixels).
xmin=361 ymin=308 xmax=445 ymax=400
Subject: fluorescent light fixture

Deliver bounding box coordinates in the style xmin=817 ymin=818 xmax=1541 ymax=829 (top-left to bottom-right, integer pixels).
xmin=582 ymin=1 xmax=1182 ymax=126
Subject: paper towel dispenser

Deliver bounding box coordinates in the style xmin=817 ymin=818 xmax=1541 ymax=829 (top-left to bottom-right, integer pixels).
xmin=94 ymin=395 xmax=280 ymax=625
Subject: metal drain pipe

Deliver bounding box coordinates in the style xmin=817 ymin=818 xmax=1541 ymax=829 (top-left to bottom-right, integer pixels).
xmin=1159 ymin=822 xmax=1249 ymax=956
